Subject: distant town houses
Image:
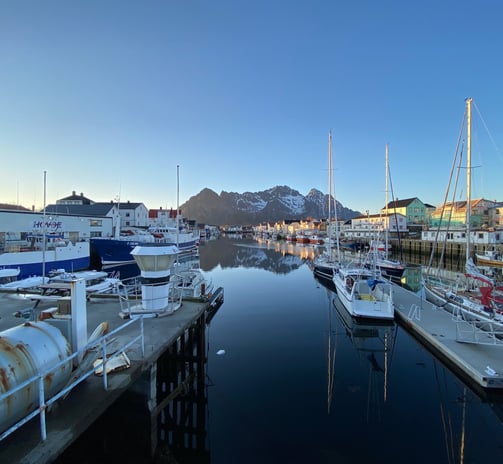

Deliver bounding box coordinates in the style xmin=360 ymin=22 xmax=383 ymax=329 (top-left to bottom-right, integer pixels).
xmin=253 ymin=196 xmax=503 ymax=246
xmin=3 ymin=191 xmax=503 ymax=246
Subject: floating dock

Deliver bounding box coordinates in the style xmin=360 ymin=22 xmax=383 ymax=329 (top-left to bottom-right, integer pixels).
xmin=0 ymin=285 xmax=223 ymax=463
xmin=392 ymin=283 xmax=503 ymax=392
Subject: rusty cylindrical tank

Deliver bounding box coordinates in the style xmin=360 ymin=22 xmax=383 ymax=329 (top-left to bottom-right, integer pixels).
xmin=0 ymin=321 xmax=73 ymax=434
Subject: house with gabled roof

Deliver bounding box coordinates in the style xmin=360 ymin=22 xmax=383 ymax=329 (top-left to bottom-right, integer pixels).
xmin=428 ymin=198 xmax=496 ymax=228
xmin=381 ymin=197 xmax=429 ymax=224
xmin=45 ymin=192 xmax=150 ymax=238
xmin=57 ymin=191 xmax=94 ymax=206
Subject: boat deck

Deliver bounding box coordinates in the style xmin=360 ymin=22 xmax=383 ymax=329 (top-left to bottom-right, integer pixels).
xmin=0 ymin=288 xmax=219 ymax=464
xmin=392 ymin=283 xmax=503 ymax=391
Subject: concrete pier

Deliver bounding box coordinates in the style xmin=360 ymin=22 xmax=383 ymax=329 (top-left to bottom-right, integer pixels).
xmin=392 ymin=283 xmax=503 ymax=393
xmin=0 ymin=288 xmax=222 ymax=463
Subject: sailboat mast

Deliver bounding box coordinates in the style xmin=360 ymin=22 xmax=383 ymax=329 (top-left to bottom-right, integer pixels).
xmin=176 ymin=164 xmax=180 ymax=248
xmin=328 ymin=130 xmax=332 ymax=226
xmin=385 ymin=144 xmax=389 ymax=254
xmin=466 ymin=98 xmax=472 ymax=262
xmin=328 ymin=130 xmax=340 ymax=259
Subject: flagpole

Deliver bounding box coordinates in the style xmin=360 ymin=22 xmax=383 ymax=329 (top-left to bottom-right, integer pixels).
xmin=42 ymin=170 xmax=47 ymax=279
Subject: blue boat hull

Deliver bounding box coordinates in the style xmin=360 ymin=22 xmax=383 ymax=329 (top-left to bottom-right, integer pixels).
xmin=0 ymin=242 xmax=90 ymax=280
xmin=13 ymin=257 xmax=90 ymax=280
xmin=90 ymin=238 xmax=199 ymax=265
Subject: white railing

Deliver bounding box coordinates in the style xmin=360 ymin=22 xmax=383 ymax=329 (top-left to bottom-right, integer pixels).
xmin=408 ymin=304 xmax=421 ymax=320
xmin=0 ymin=317 xmax=145 ymax=443
xmin=454 ymin=315 xmax=503 ymax=346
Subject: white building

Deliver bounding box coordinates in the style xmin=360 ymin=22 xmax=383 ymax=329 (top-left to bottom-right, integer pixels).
xmin=0 ymin=209 xmax=113 ymax=252
xmin=344 ymin=213 xmax=408 ymax=240
xmin=421 ymin=228 xmax=503 ymax=245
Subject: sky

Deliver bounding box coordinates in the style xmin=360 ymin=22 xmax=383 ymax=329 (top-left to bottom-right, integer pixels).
xmin=1 ymin=0 xmax=503 ymax=215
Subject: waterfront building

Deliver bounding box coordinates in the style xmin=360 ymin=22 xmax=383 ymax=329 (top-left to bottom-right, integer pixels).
xmin=0 ymin=208 xmax=113 ymax=243
xmin=47 ymin=191 xmax=150 ymax=235
xmin=381 ymin=197 xmax=431 ymax=225
xmin=428 ymin=198 xmax=496 ymax=229
xmin=344 ymin=212 xmax=408 ymax=240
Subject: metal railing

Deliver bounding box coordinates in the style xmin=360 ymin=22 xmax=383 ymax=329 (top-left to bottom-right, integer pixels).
xmin=454 ymin=311 xmax=503 ymax=346
xmin=0 ymin=316 xmax=145 ymax=443
xmin=408 ymin=304 xmax=422 ymax=320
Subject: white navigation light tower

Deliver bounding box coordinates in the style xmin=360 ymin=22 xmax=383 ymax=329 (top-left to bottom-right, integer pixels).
xmin=131 ymin=245 xmax=179 ymax=311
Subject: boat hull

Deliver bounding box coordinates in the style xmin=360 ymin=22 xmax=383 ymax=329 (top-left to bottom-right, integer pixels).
xmin=475 ymin=254 xmax=503 ymax=268
xmin=0 ymin=242 xmax=90 ymax=280
xmin=91 ymin=237 xmax=198 ymax=265
xmin=333 ymin=270 xmax=394 ymax=320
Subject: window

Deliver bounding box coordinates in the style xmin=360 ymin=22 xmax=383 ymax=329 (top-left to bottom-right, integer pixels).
xmin=90 ymin=219 xmax=102 ymax=227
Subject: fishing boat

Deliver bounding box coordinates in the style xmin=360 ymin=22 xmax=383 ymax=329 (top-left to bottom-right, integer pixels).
xmin=295 ymin=233 xmax=310 ymax=244
xmin=90 ymin=226 xmax=198 ymax=267
xmin=91 ymin=167 xmax=198 ymax=267
xmin=309 ymin=234 xmax=324 ymax=245
xmin=0 ymin=234 xmax=90 ymax=281
xmin=0 ymin=174 xmax=90 ymax=280
xmin=332 ymin=260 xmax=394 ymax=320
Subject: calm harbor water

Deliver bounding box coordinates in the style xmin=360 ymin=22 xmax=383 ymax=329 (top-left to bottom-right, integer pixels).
xmin=59 ymin=236 xmax=503 ymax=463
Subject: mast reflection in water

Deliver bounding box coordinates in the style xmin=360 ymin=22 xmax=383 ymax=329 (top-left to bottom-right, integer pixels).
xmin=59 ymin=236 xmax=503 ymax=464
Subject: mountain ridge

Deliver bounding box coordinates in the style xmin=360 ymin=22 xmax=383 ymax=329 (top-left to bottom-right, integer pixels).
xmin=180 ymin=185 xmax=362 ymax=225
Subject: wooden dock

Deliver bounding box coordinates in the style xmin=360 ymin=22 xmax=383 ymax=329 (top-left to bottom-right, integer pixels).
xmin=392 ymin=283 xmax=503 ymax=392
xmin=0 ymin=288 xmax=223 ymax=463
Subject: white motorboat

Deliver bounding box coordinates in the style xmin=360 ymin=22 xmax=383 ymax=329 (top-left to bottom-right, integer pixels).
xmin=332 ymin=262 xmax=394 ymax=320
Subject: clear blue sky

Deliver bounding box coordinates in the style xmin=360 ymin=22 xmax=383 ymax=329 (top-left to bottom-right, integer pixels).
xmin=1 ymin=0 xmax=502 ymax=215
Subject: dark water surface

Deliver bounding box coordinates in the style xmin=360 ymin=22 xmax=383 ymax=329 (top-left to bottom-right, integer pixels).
xmin=59 ymin=236 xmax=503 ymax=463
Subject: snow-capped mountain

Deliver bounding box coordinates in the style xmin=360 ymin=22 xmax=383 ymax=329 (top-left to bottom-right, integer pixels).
xmin=180 ymin=185 xmax=361 ymax=225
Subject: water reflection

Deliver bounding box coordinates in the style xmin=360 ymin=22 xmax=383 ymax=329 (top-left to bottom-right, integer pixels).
xmin=332 ymin=292 xmax=396 ymax=422
xmin=314 ymin=273 xmax=503 ymax=463
xmin=200 ymin=236 xmax=319 ymax=273
xmin=59 ymin=237 xmax=503 ymax=463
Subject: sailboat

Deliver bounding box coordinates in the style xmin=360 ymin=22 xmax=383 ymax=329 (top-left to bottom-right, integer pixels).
xmin=423 ymin=98 xmax=503 ymax=328
xmin=313 ymin=130 xmax=342 ymax=284
xmin=363 ymin=144 xmax=405 ymax=279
